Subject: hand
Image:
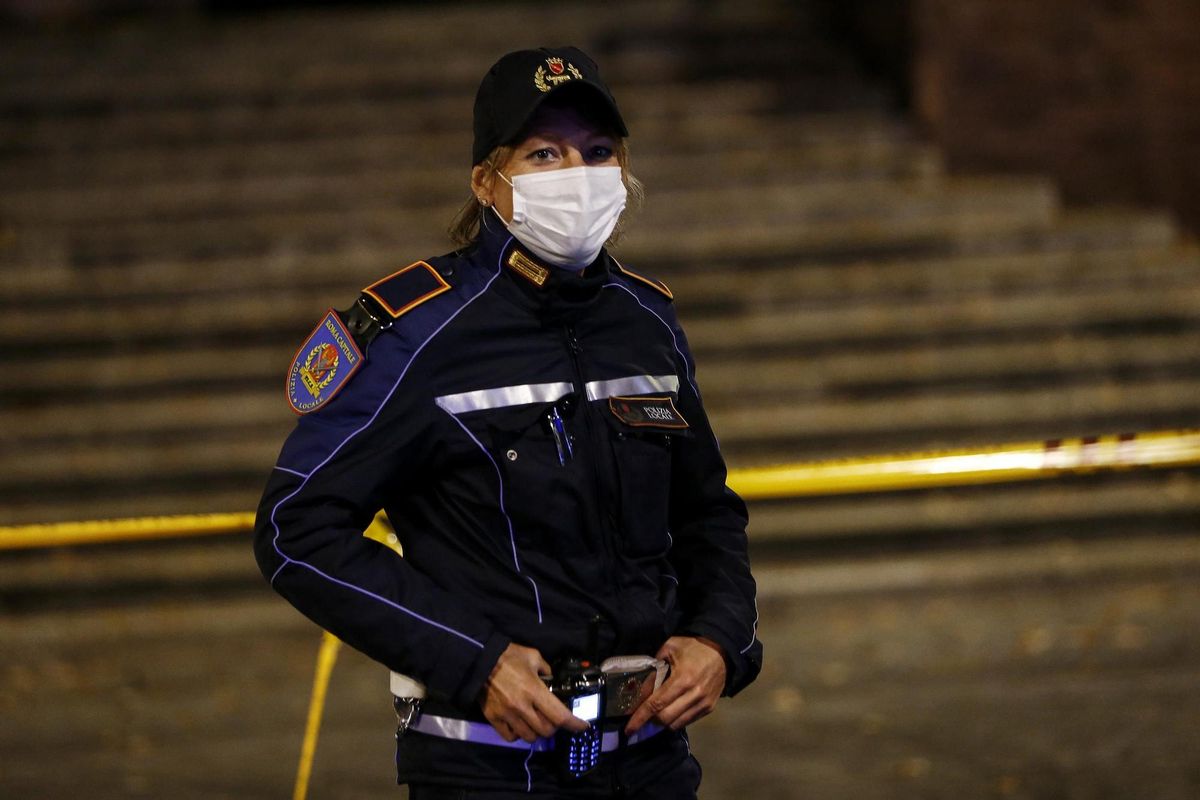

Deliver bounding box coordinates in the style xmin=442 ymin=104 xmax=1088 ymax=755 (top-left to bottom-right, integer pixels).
xmin=478 ymin=643 xmax=590 ymax=743
xmin=625 ymin=636 xmax=726 ymax=735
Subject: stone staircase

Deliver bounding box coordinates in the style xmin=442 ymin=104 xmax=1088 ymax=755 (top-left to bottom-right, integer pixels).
xmin=1 ymin=1 xmax=1196 ymax=546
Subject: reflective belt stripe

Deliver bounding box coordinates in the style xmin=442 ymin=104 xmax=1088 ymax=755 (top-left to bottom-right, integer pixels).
xmin=408 ymin=713 xmax=664 ymax=752
xmin=435 ymin=381 xmax=573 ymax=414
xmin=435 ymin=374 xmax=678 ymax=414
xmin=585 ymin=374 xmax=679 ymax=401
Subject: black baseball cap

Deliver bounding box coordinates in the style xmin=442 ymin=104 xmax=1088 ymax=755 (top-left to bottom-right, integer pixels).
xmin=471 ymin=46 xmax=629 ymax=165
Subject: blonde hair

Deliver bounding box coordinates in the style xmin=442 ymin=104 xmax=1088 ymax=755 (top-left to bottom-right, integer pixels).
xmin=448 ymin=140 xmax=644 ymax=248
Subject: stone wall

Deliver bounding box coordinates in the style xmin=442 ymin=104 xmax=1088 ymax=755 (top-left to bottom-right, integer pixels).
xmin=911 ymin=0 xmax=1200 ymax=234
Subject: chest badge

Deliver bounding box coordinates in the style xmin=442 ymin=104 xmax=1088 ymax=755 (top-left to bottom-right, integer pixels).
xmin=608 ymin=396 xmax=689 ymax=429
xmin=286 ymin=310 xmax=364 ymax=414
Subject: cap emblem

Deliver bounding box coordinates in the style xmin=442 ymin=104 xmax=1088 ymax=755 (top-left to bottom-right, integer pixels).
xmin=534 ymin=58 xmax=584 ymax=93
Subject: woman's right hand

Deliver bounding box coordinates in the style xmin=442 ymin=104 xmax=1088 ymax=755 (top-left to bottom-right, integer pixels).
xmin=478 ymin=643 xmax=589 ymax=742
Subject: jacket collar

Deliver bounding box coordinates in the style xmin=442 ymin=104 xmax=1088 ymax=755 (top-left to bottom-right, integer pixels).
xmin=473 ymin=213 xmax=610 ymax=319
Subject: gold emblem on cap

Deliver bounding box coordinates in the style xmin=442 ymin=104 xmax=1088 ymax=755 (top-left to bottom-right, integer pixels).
xmin=506 ymin=249 xmax=550 ymax=286
xmin=533 ymin=59 xmax=584 ymax=93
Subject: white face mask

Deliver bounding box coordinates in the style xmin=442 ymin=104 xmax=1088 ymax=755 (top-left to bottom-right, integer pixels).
xmin=498 ymin=165 xmax=627 ymax=269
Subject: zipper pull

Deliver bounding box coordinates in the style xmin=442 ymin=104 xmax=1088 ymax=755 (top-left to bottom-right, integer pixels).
xmin=548 ymin=406 xmax=574 ymax=466
xmin=565 ymin=326 xmax=582 ymax=355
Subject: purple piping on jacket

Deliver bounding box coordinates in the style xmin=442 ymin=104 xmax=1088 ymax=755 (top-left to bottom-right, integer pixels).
xmin=273 ymin=465 xmax=309 ymax=479
xmin=267 ymin=238 xmax=515 ymax=650
xmin=441 ymin=410 xmax=545 ymax=625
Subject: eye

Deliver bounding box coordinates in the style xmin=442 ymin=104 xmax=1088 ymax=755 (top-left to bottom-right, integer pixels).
xmin=527 ymin=147 xmax=558 ymax=162
xmin=587 ymin=144 xmax=615 ymax=163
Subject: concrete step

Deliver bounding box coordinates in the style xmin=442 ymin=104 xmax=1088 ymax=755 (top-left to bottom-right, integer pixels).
xmin=14 ymin=321 xmax=1199 ymax=407
xmin=0 ymin=30 xmax=859 ymax=116
xmin=0 ymin=1 xmax=818 ymax=107
xmin=1 ymin=177 xmax=1059 ymax=270
xmin=2 ymin=235 xmax=1180 ymax=309
xmin=630 ymin=207 xmax=1178 ymax=269
xmin=697 ymin=328 xmax=1200 ymax=406
xmin=0 ymin=141 xmax=943 ymax=226
xmin=22 ymin=213 xmax=1185 ymax=297
xmin=747 ymin=469 xmax=1200 ymax=542
xmin=0 ymin=79 xmax=778 ymax=156
xmin=4 ymin=250 xmax=1195 ymax=350
xmin=2 ymin=229 xmax=1185 ymax=307
xmin=6 ymin=174 xmax=1043 ymax=237
xmin=0 ymin=113 xmax=929 ymax=192
xmin=683 ymin=277 xmax=1200 ymax=352
xmin=713 ymin=376 xmax=1200 ymax=462
xmin=669 ymin=246 xmax=1200 ymax=310
xmin=3 ymin=432 xmax=287 ymax=494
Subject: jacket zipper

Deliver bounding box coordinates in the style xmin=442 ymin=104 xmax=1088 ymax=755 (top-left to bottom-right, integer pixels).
xmin=563 ymin=325 xmax=624 ymax=621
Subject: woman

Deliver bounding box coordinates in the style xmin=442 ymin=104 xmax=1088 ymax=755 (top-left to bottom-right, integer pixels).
xmin=255 ymin=47 xmax=762 ymax=798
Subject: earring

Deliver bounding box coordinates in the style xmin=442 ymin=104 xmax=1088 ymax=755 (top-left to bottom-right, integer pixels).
xmin=478 ymin=196 xmax=491 ymax=207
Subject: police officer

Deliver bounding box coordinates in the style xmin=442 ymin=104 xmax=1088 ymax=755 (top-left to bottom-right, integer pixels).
xmin=254 ymin=46 xmax=762 ymax=798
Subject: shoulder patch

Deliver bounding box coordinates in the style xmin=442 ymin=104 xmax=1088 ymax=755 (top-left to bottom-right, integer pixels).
xmin=363 ymin=261 xmax=452 ymax=318
xmin=286 ymin=310 xmax=365 ymax=414
xmin=615 ymin=261 xmax=673 ymax=300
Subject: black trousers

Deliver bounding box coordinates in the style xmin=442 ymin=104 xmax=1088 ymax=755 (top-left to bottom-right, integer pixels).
xmin=405 ymin=732 xmax=702 ymax=799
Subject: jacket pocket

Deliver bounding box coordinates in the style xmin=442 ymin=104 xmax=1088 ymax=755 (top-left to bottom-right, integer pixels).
xmin=603 ymin=399 xmax=692 ymax=560
xmin=469 ymin=402 xmax=590 ymax=555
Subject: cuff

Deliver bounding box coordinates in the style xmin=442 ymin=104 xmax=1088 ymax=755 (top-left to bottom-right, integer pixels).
xmin=450 ymin=631 xmax=512 ymax=708
xmin=681 ymin=623 xmax=759 ymax=696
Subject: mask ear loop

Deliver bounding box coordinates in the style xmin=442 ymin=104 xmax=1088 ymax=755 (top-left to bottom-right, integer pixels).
xmin=491 ymin=167 xmax=517 ymax=226
xmin=480 ymin=161 xmax=514 ymax=230
xmin=480 ymin=205 xmax=510 ymax=231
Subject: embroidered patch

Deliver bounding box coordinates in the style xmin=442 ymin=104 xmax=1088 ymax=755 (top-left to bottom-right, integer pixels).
xmin=534 ymin=57 xmax=583 ymax=92
xmin=608 ymin=396 xmax=689 ymax=429
xmin=286 ymin=310 xmax=364 ymax=414
xmin=363 ymin=261 xmax=451 ymax=319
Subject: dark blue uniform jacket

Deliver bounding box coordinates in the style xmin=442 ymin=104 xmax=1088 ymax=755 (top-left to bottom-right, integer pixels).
xmin=254 ymin=220 xmax=762 ymax=788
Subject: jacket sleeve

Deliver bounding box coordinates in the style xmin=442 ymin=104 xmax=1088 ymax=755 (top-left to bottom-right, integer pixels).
xmin=663 ymin=311 xmax=763 ymax=696
xmin=254 ymin=342 xmax=510 ymax=708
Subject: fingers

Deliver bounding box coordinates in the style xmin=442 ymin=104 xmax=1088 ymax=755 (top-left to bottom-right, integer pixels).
xmin=531 ymin=692 xmax=588 ymax=733
xmin=627 ymin=636 xmax=726 ymax=734
xmin=625 ymin=676 xmax=720 ymax=734
xmin=499 ymin=714 xmax=541 ymax=743
xmin=534 ymin=653 xmax=554 ymax=677
xmin=655 ymin=684 xmax=718 ymax=730
xmin=491 ymin=688 xmax=566 ymax=741
xmin=625 ymin=676 xmax=685 ymax=734
xmin=480 ymin=643 xmax=584 ymax=742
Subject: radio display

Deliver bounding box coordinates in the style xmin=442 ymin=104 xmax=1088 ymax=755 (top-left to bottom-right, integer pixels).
xmin=571 ymin=692 xmax=601 ymax=722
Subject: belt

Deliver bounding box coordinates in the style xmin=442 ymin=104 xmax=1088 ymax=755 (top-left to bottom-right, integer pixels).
xmin=408 ymin=711 xmax=665 ymax=752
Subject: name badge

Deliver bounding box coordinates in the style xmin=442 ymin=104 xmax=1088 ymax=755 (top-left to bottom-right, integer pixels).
xmin=608 ymin=396 xmax=689 ymax=429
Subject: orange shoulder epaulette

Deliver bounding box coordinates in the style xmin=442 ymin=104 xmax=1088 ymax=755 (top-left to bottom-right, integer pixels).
xmin=615 ymin=262 xmax=673 ymax=300
xmin=362 ymin=260 xmax=453 ymax=319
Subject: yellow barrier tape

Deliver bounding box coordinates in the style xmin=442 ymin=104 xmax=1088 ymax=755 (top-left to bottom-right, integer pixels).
xmin=728 ymin=429 xmax=1200 ymax=499
xmin=293 ymin=631 xmax=342 ymax=800
xmin=1 ymin=429 xmax=1197 ymax=551
xmin=0 ymin=512 xmax=255 ymax=551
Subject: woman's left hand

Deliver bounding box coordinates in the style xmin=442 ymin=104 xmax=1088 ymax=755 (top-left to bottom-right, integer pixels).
xmin=625 ymin=635 xmax=727 ymax=735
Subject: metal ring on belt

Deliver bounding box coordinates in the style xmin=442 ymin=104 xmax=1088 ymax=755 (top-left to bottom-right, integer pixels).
xmin=408 ymin=712 xmax=665 ymax=753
